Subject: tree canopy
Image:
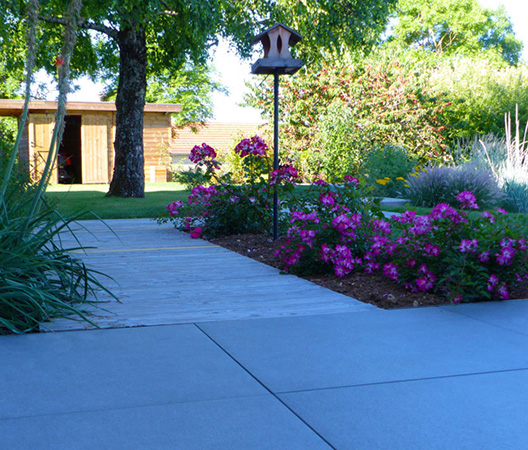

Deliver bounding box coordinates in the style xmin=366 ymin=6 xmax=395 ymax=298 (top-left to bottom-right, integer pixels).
xmin=389 ymin=0 xmax=523 ymax=64
xmin=2 ymin=0 xmax=399 ymax=196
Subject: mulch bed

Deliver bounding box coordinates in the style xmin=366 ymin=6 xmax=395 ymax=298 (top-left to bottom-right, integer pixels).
xmin=209 ymin=233 xmax=528 ymax=309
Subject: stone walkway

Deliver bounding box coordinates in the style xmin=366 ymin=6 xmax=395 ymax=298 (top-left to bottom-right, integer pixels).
xmin=47 ymin=218 xmax=374 ymax=331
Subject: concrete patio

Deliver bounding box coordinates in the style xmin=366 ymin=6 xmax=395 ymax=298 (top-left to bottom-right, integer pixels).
xmin=1 ymin=219 xmax=527 ymax=449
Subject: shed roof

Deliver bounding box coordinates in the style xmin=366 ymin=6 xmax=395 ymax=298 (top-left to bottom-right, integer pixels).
xmin=171 ymin=122 xmax=264 ymax=155
xmin=0 ymin=100 xmax=181 ymax=116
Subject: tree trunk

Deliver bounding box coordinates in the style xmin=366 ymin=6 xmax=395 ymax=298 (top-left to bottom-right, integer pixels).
xmin=106 ymin=25 xmax=147 ymax=198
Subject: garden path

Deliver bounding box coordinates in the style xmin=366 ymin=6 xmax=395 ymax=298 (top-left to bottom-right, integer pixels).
xmin=47 ymin=218 xmax=374 ymax=331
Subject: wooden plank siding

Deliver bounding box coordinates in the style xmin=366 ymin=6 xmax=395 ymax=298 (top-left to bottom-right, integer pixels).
xmin=82 ymin=113 xmax=110 ymax=183
xmin=28 ymin=113 xmax=56 ymax=183
xmin=0 ymin=101 xmax=181 ymax=184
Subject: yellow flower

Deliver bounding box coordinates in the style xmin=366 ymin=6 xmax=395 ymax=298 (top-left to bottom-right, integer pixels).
xmin=396 ymin=177 xmax=407 ymax=182
xmin=376 ymin=179 xmax=389 ymax=185
xmin=404 ymin=184 xmax=410 ymax=188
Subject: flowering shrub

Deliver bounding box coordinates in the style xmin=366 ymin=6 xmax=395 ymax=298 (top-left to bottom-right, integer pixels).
xmin=368 ymin=192 xmax=528 ymax=303
xmin=275 ymin=177 xmax=384 ymax=276
xmin=164 ymin=136 xmax=298 ymax=238
xmin=173 ymin=143 xmax=221 ymax=189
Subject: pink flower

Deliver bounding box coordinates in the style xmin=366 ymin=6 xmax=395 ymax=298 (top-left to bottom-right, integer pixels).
xmin=498 ymin=284 xmax=509 ymax=300
xmin=452 ymin=294 xmax=463 ymax=304
xmin=487 ymin=274 xmax=499 ymax=291
xmin=190 ymin=227 xmax=202 ymax=239
xmin=320 ymin=244 xmax=333 ymax=262
xmin=478 ymin=251 xmax=490 ymax=263
xmin=189 ymin=143 xmax=217 ymax=163
xmin=415 ymin=276 xmax=433 ymax=292
xmin=270 ymin=165 xmax=299 ymax=186
xmin=456 ymin=191 xmax=479 ymax=210
xmin=234 ymin=136 xmax=268 ymax=158
xmin=424 ymin=243 xmax=440 ymax=257
xmin=395 ymin=210 xmax=416 ymax=224
xmin=496 ymin=247 xmax=515 ymax=266
xmin=372 ymin=219 xmax=391 ymax=235
xmin=497 ymin=208 xmax=508 ymax=215
xmin=319 ymin=192 xmax=336 ymax=208
xmin=383 ymin=263 xmax=399 ymax=282
xmin=480 ymin=211 xmax=495 ymax=224
xmin=313 ymin=179 xmax=327 ymax=187
xmin=409 ymin=216 xmax=431 ymax=235
xmin=364 ymin=261 xmax=380 ymax=273
xmin=458 ymin=239 xmax=478 ymax=253
xmin=344 ymin=175 xmax=359 ymax=187
xmin=166 ymin=200 xmax=185 ymax=216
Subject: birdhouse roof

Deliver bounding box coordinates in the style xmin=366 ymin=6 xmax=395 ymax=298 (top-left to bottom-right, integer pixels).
xmin=251 ymin=23 xmax=302 ymax=47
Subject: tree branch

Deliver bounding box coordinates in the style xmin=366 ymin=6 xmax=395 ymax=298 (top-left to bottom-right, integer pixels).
xmin=38 ymin=14 xmax=118 ymax=39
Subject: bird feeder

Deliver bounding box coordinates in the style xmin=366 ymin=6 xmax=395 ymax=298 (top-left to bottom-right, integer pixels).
xmin=250 ymin=23 xmax=303 ymax=75
xmin=250 ymin=23 xmax=304 ymax=239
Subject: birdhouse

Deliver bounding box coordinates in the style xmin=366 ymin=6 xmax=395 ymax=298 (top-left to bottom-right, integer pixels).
xmin=251 ymin=23 xmax=303 ymax=75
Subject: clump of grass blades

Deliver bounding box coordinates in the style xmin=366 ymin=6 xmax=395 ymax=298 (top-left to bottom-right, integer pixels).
xmin=0 ymin=0 xmax=114 ymax=334
xmin=0 ymin=189 xmax=114 ymax=334
xmin=406 ymin=163 xmax=503 ymax=209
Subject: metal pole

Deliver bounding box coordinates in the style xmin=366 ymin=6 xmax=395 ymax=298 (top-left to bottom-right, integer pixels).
xmin=273 ymin=70 xmax=279 ymax=240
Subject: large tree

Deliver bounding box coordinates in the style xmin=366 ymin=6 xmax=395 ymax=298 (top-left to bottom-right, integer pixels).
xmin=4 ymin=0 xmax=397 ymax=197
xmin=390 ymin=0 xmax=523 ymax=64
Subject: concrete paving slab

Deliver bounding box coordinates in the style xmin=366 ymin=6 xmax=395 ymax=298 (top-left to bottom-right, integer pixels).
xmin=0 ymin=325 xmax=264 ymax=419
xmin=280 ymin=369 xmax=528 ymax=449
xmin=0 ymin=396 xmax=330 ymax=450
xmin=438 ymin=300 xmax=528 ymax=337
xmin=199 ymin=307 xmax=528 ymax=393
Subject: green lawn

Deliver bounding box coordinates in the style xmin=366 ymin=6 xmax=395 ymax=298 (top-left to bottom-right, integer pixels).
xmin=46 ymin=183 xmax=189 ymax=220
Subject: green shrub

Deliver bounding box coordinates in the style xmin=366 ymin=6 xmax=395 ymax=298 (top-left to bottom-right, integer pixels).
xmin=247 ymin=57 xmax=450 ymax=180
xmin=362 ymin=145 xmax=417 ymax=197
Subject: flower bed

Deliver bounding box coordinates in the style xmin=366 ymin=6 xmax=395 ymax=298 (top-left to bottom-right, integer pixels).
xmin=165 ymin=137 xmax=528 ymax=305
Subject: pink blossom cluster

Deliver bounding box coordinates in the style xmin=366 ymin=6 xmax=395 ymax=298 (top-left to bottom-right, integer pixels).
xmin=323 ymin=244 xmax=362 ymax=277
xmin=332 ymin=213 xmax=361 ymax=241
xmin=456 ymin=191 xmax=479 ymax=209
xmin=189 ymin=143 xmax=217 ymax=163
xmin=269 ymin=165 xmax=299 ymax=186
xmin=166 ymin=200 xmax=184 ymax=216
xmin=188 ymin=185 xmax=219 ymax=206
xmin=234 ymin=135 xmax=268 ymax=158
xmin=363 ymin=191 xmax=528 ymax=302
xmin=344 ymin=175 xmax=360 ymax=188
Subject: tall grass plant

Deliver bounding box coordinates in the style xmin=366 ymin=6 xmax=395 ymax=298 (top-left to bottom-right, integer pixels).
xmin=1 ymin=0 xmax=114 ymax=334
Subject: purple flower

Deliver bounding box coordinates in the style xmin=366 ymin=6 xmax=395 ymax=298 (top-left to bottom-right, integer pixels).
xmin=496 ymin=246 xmax=515 ymax=266
xmin=424 ymin=243 xmax=440 ymax=256
xmin=234 ymin=136 xmax=268 ymax=158
xmin=480 ymin=211 xmax=495 ymax=224
xmin=344 ymin=175 xmax=359 ymax=187
xmin=166 ymin=200 xmax=185 ymax=216
xmin=498 ymin=284 xmax=509 ymax=300
xmin=383 ymin=263 xmax=399 ymax=282
xmin=415 ymin=276 xmax=433 ymax=292
xmin=409 ymin=216 xmax=431 ymax=236
xmin=319 ymin=192 xmax=336 ymax=208
xmin=456 ymin=191 xmax=479 ymax=210
xmin=487 ymin=274 xmax=499 ymax=291
xmin=458 ymin=239 xmax=478 ymax=253
xmin=372 ymin=219 xmax=391 ymax=235
xmin=478 ymin=251 xmax=490 ymax=263
xmin=395 ymin=210 xmax=416 ymax=224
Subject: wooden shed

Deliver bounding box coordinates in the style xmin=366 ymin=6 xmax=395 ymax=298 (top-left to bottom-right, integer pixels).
xmin=0 ymin=100 xmax=181 ymax=184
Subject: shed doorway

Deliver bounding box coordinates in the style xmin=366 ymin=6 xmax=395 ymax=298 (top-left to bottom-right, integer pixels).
xmin=58 ymin=115 xmax=82 ymax=184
